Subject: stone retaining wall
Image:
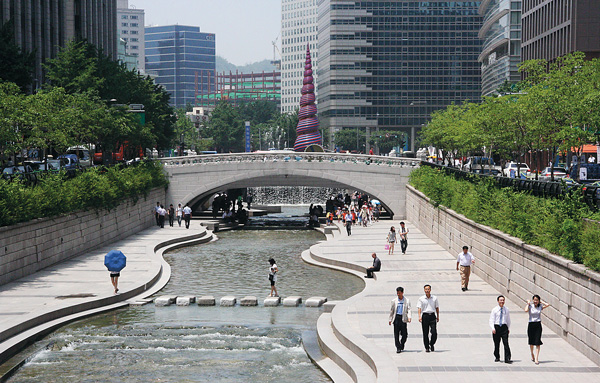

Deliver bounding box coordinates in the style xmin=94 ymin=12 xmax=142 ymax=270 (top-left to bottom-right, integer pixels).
xmin=0 ymin=187 xmax=166 ymax=286
xmin=406 ymin=185 xmax=600 ymax=365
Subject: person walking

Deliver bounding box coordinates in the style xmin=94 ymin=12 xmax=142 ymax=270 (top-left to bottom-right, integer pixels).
xmin=365 ymin=252 xmax=381 ymax=278
xmin=109 ymin=270 xmax=120 ymax=294
xmin=399 ymin=222 xmax=409 ymax=254
xmin=417 ymin=284 xmax=439 ymax=352
xmin=268 ymin=258 xmax=279 ymax=297
xmin=388 ymin=286 xmax=412 ymax=353
xmin=524 ymin=295 xmax=550 ymax=364
xmin=176 ymin=203 xmax=183 ymax=227
xmin=183 ymin=204 xmax=192 ymax=229
xmin=157 ymin=205 xmax=166 ymax=228
xmin=490 ymin=295 xmax=512 ymax=363
xmin=344 ymin=210 xmax=353 ymax=236
xmin=168 ymin=204 xmax=175 ymax=227
xmin=456 ymin=245 xmax=475 ymax=291
xmin=153 ymin=202 xmax=160 ymax=226
xmin=387 ymin=226 xmax=397 ymax=255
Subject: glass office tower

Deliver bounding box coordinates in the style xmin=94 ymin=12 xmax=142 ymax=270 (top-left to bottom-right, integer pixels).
xmin=317 ymin=1 xmax=482 ymax=151
xmin=145 ymin=25 xmax=216 ymax=107
xmin=479 ymin=0 xmax=522 ymax=96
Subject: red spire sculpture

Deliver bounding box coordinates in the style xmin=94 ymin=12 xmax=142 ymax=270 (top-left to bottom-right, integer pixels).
xmin=293 ymin=44 xmax=322 ymax=151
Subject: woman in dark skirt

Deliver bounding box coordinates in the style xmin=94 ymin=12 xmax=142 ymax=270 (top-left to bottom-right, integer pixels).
xmin=524 ymin=294 xmax=550 ymax=364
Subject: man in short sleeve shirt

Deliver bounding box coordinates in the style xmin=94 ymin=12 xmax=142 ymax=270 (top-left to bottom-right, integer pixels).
xmin=457 ymin=245 xmax=475 ymax=291
xmin=418 ymin=284 xmax=439 ymax=352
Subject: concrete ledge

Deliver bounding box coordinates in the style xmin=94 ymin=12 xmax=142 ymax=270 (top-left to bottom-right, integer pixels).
xmin=176 ymin=296 xmax=196 ymax=306
xmin=197 ymin=296 xmax=216 ymax=306
xmin=305 ymin=297 xmax=328 ymax=307
xmin=283 ymin=296 xmax=302 ymax=307
xmin=240 ymin=296 xmax=258 ymax=306
xmin=323 ymin=301 xmax=338 ymax=313
xmin=263 ymin=296 xmax=281 ymax=306
xmin=220 ymin=296 xmax=237 ymax=306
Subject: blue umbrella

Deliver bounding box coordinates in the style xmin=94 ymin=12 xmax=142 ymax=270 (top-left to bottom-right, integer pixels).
xmin=104 ymin=250 xmax=126 ymax=272
xmin=371 ymin=199 xmax=381 ymax=205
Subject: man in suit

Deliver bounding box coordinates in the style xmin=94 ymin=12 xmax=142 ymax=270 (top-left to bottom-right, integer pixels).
xmin=365 ymin=253 xmax=381 ymax=278
xmin=389 ymin=286 xmax=412 ymax=353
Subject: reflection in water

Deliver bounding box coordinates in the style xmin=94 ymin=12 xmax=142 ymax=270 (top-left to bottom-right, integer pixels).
xmin=6 ymin=208 xmax=363 ymax=383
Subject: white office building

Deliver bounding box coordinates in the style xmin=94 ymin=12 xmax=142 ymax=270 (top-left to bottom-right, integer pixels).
xmin=281 ymin=0 xmax=319 ymax=114
xmin=116 ymin=0 xmax=145 ymax=72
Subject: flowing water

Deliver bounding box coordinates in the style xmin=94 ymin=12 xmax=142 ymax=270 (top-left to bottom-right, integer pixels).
xmin=5 ymin=207 xmax=363 ymax=383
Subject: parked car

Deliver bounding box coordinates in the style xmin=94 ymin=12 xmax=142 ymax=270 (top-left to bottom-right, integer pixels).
xmin=57 ymin=154 xmax=82 ymax=176
xmin=464 ymin=156 xmax=501 ymax=175
xmin=538 ymin=167 xmax=568 ymax=181
xmin=503 ymin=162 xmax=531 ymax=178
xmin=66 ymin=146 xmax=92 ymax=168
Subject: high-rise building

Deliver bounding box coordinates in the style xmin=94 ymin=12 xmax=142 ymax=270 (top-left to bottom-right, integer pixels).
xmin=317 ymin=0 xmax=482 ymax=152
xmin=521 ymin=0 xmax=600 ymax=63
xmin=281 ymin=0 xmax=319 ymax=114
xmin=145 ymin=25 xmax=216 ymax=107
xmin=479 ymin=1 xmax=522 ymax=96
xmin=117 ymin=0 xmax=145 ymax=72
xmin=0 ymin=0 xmax=118 ymax=88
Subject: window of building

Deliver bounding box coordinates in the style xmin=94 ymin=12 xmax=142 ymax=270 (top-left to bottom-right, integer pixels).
xmin=131 ymin=45 xmax=138 ymax=50
xmin=121 ymin=30 xmax=128 ymax=34
xmin=121 ymin=23 xmax=128 ymax=27
xmin=130 ymin=15 xmax=138 ymax=20
xmin=130 ymin=38 xmax=139 ymax=42
xmin=131 ymin=23 xmax=139 ymax=27
xmin=121 ymin=15 xmax=128 ymax=19
xmin=131 ymin=30 xmax=138 ymax=35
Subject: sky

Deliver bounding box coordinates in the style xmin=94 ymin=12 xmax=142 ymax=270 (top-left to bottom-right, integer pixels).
xmin=135 ymin=0 xmax=281 ymax=65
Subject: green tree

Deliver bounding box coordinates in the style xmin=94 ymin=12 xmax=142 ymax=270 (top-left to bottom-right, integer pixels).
xmin=204 ymin=101 xmax=244 ymax=152
xmin=0 ymin=20 xmax=34 ymax=92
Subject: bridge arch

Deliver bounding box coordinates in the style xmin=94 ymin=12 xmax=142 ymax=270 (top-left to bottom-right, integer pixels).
xmin=159 ymin=153 xmax=417 ymax=219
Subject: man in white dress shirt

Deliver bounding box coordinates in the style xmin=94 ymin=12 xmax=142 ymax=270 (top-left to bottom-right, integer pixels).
xmin=456 ymin=245 xmax=475 ymax=291
xmin=489 ymin=295 xmax=512 ymax=363
xmin=418 ymin=284 xmax=439 ymax=352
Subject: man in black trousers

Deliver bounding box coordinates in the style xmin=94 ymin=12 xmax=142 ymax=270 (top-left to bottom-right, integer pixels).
xmin=365 ymin=252 xmax=381 ymax=278
xmin=489 ymin=295 xmax=512 ymax=363
xmin=418 ymin=284 xmax=439 ymax=352
xmin=388 ymin=286 xmax=412 ymax=353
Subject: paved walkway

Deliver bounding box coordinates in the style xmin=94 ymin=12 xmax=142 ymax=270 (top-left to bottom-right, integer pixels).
xmin=0 ymin=224 xmax=211 ymax=367
xmin=314 ymin=220 xmax=600 ymax=382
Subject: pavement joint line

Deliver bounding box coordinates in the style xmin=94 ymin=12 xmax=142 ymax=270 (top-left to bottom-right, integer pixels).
xmin=397 ymin=366 xmax=600 ymax=373
xmin=364 ymin=333 xmax=561 ymax=338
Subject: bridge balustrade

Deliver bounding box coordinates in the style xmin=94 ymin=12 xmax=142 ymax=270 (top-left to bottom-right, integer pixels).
xmin=158 ymin=152 xmax=419 ymax=168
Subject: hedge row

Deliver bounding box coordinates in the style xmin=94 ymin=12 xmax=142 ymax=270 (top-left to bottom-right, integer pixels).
xmin=409 ymin=166 xmax=600 ymax=271
xmin=0 ymin=161 xmax=168 ymax=227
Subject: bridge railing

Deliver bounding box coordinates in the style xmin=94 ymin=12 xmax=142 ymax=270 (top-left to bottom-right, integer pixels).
xmin=158 ymin=152 xmax=420 ymax=168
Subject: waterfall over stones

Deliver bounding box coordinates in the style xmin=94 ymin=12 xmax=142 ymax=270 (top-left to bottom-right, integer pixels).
xmin=248 ymin=187 xmax=345 ymax=205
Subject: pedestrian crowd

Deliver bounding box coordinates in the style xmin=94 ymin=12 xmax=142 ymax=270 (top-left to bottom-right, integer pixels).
xmin=153 ymin=201 xmax=192 ymax=229
xmin=381 ymin=240 xmax=551 ymax=365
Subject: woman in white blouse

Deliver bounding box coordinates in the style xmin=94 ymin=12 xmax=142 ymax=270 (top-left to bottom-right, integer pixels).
xmin=524 ymin=294 xmax=550 ymax=364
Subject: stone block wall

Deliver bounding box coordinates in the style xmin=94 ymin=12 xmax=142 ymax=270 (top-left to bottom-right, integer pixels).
xmin=406 ymin=185 xmax=600 ymax=365
xmin=0 ymin=187 xmax=166 ymax=286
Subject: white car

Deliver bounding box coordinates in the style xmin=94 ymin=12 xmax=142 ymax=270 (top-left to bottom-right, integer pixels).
xmin=503 ymin=162 xmax=530 ymax=178
xmin=538 ymin=167 xmax=568 ymax=181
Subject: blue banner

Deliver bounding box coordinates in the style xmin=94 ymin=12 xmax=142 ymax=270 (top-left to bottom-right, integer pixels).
xmin=245 ymin=121 xmax=251 ymax=152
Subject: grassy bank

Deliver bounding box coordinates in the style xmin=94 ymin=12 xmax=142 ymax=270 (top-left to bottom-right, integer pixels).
xmin=0 ymin=161 xmax=168 ymax=227
xmin=409 ymin=166 xmax=600 ymax=271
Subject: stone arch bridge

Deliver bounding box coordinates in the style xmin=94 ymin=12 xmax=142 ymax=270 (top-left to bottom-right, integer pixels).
xmin=158 ymin=153 xmax=418 ymax=219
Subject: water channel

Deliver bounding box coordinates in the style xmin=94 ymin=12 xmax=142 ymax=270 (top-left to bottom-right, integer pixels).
xmin=6 ymin=207 xmax=363 ymax=382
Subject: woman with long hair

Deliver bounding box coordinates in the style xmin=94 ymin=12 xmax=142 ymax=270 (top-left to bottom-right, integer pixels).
xmin=524 ymin=294 xmax=550 ymax=364
xmin=387 ymin=226 xmax=397 ymax=255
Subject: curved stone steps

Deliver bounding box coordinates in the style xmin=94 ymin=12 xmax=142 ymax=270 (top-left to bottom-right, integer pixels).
xmin=317 ymin=313 xmax=374 ymax=383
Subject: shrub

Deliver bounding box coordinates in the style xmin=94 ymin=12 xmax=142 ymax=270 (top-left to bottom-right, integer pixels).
xmin=0 ymin=160 xmax=168 ymax=227
xmin=409 ymin=166 xmax=599 ymax=271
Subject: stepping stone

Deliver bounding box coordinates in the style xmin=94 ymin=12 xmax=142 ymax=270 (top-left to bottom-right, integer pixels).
xmin=264 ymin=296 xmax=281 ymax=307
xmin=176 ymin=296 xmax=196 ymax=306
xmin=305 ymin=297 xmax=328 ymax=307
xmin=197 ymin=296 xmax=216 ymax=306
xmin=154 ymin=295 xmax=177 ymax=306
xmin=240 ymin=296 xmax=258 ymax=306
xmin=283 ymin=296 xmax=302 ymax=307
xmin=129 ymin=299 xmax=152 ymax=306
xmin=323 ymin=300 xmax=339 ymax=313
xmin=220 ymin=296 xmax=237 ymax=306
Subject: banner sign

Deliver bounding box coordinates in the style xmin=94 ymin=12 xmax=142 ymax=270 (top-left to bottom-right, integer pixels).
xmin=245 ymin=121 xmax=251 ymax=152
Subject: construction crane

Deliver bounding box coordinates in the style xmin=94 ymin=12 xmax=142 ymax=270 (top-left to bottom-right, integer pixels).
xmin=271 ymin=34 xmax=282 ymax=70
